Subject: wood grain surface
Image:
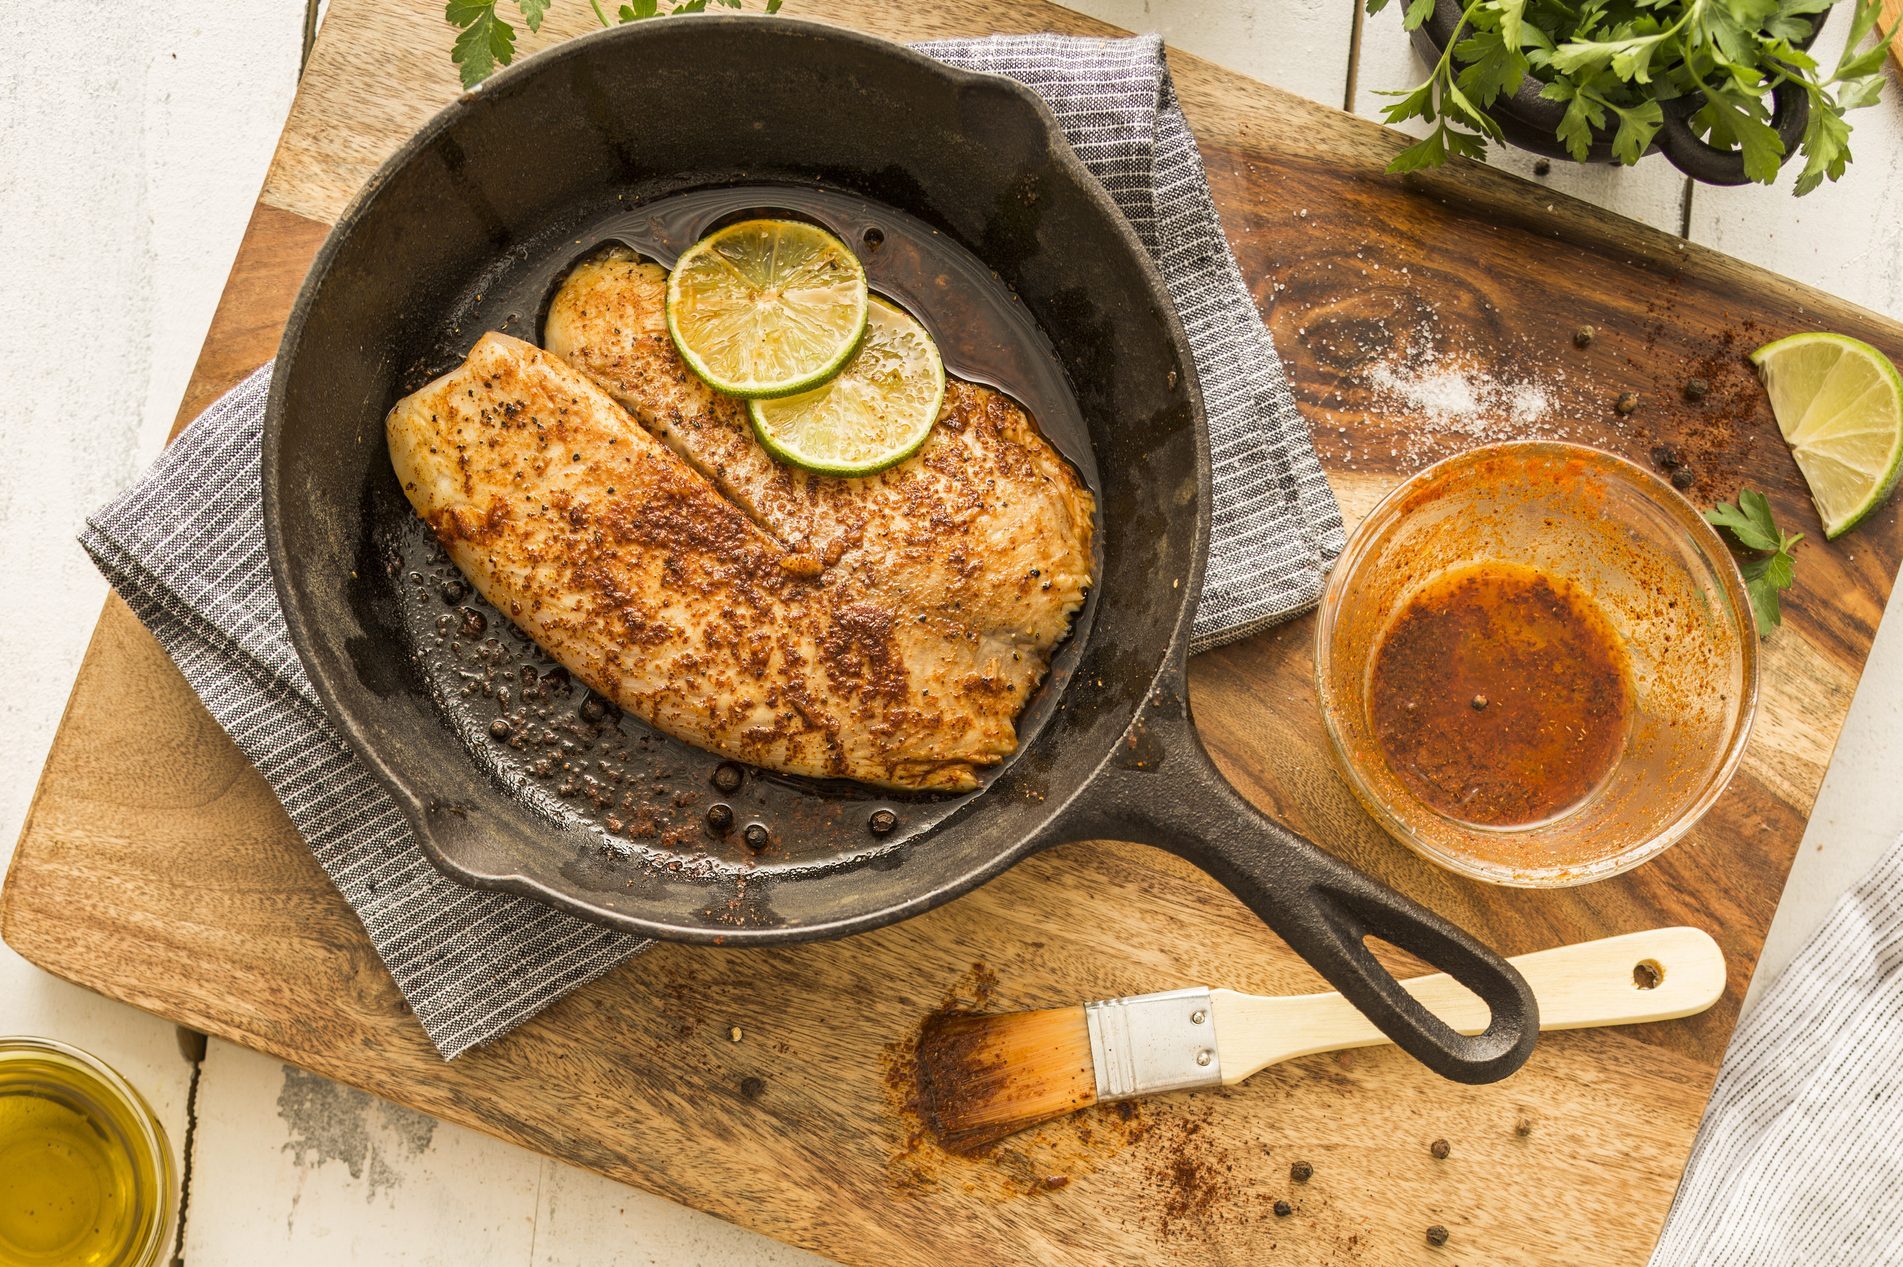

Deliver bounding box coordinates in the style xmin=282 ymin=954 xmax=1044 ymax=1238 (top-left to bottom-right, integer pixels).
xmin=7 ymin=1 xmax=1903 ymax=1264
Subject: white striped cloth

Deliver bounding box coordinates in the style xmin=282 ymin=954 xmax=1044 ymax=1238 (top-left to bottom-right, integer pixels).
xmin=80 ymin=34 xmax=1340 ymax=1057
xmin=1652 ymin=828 xmax=1903 ymax=1264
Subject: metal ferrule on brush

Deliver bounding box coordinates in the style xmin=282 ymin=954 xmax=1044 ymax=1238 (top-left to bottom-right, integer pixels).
xmin=1084 ymin=986 xmax=1223 ymax=1102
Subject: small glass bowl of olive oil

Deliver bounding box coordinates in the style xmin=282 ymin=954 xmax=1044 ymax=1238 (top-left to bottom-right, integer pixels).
xmin=0 ymin=1038 xmax=174 ymax=1267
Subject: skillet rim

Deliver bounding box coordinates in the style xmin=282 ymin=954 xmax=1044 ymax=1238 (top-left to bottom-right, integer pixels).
xmin=262 ymin=15 xmax=1215 ymax=943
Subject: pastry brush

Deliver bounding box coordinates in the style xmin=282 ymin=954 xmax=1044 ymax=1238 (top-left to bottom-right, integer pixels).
xmin=915 ymin=927 xmax=1724 ymax=1153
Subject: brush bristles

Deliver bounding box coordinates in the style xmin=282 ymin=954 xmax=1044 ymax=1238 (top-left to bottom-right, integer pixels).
xmin=915 ymin=1006 xmax=1097 ymax=1153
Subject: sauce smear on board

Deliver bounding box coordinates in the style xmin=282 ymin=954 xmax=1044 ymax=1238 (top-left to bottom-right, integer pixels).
xmin=1369 ymin=562 xmax=1631 ymax=827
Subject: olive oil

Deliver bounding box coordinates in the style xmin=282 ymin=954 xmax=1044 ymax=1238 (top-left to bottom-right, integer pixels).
xmin=0 ymin=1041 xmax=172 ymax=1267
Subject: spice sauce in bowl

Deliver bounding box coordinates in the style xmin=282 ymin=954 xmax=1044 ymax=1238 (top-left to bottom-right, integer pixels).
xmin=1316 ymin=442 xmax=1757 ymax=886
xmin=1370 ymin=562 xmax=1632 ymax=828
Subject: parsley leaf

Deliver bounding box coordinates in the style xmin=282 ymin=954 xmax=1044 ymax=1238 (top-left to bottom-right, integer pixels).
xmin=446 ymin=0 xmax=517 ymax=89
xmin=1706 ymin=490 xmax=1804 ymax=637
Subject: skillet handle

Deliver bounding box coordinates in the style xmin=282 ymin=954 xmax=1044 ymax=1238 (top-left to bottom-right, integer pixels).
xmin=1068 ymin=737 xmax=1538 ymax=1085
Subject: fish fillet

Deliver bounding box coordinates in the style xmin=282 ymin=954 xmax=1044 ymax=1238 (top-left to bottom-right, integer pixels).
xmin=544 ymin=248 xmax=1096 ymax=714
xmin=387 ymin=333 xmax=1028 ymax=791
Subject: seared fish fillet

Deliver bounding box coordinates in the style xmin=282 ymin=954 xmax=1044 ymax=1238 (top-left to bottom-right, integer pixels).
xmin=544 ymin=249 xmax=1097 ymax=718
xmin=388 ymin=333 xmax=1024 ymax=791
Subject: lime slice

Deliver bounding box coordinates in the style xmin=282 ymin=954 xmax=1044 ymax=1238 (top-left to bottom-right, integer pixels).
xmin=1752 ymin=332 xmax=1903 ymax=539
xmin=747 ymin=296 xmax=945 ymax=476
xmin=665 ymin=219 xmax=868 ymax=398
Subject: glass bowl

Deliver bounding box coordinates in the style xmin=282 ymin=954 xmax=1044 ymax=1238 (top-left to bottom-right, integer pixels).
xmin=0 ymin=1037 xmax=176 ymax=1267
xmin=1315 ymin=442 xmax=1758 ymax=886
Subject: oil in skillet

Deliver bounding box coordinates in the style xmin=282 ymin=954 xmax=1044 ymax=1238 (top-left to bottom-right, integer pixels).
xmin=416 ymin=182 xmax=1098 ymax=489
xmin=1368 ymin=562 xmax=1632 ymax=829
xmin=386 ymin=184 xmax=1103 ymax=869
xmin=579 ymin=187 xmax=1094 ymax=481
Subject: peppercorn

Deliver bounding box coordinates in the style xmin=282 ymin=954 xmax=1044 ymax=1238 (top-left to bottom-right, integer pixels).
xmin=869 ymin=809 xmax=898 ymax=836
xmin=1534 ymin=158 xmax=1552 ymax=176
xmin=743 ymin=823 xmax=770 ymax=851
xmin=457 ymin=607 xmax=488 ymax=638
xmin=1470 ymin=694 xmax=1488 ymax=711
xmin=488 ymin=717 xmax=513 ymax=741
xmin=1671 ymin=466 xmax=1696 ymax=491
xmin=1515 ymin=1116 xmax=1533 ymax=1137
xmin=1651 ymin=444 xmax=1682 ymax=471
xmin=1430 ymin=1138 xmax=1451 ymax=1159
xmin=1615 ymin=391 xmax=1640 ymax=415
xmin=579 ymin=694 xmax=608 ymax=724
xmin=1573 ymin=325 xmax=1596 ymax=348
xmin=1273 ymin=1201 xmax=1293 ymax=1218
xmin=740 ymin=1076 xmax=766 ymax=1100
xmin=1290 ymin=1161 xmax=1313 ymax=1183
xmin=705 ymin=804 xmax=734 ymax=834
xmin=1683 ymin=376 xmax=1711 ymax=401
xmin=712 ymin=763 xmax=744 ymax=793
xmin=1427 ymin=1225 xmax=1450 ymax=1247
xmin=440 ymin=577 xmax=469 ymax=605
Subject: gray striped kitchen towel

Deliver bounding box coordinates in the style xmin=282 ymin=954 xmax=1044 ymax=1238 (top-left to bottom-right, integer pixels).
xmin=1651 ymin=827 xmax=1903 ymax=1265
xmin=81 ymin=33 xmax=1340 ymax=1057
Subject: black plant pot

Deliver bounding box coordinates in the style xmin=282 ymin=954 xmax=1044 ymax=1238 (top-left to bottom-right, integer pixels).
xmin=1410 ymin=0 xmax=1824 ymax=185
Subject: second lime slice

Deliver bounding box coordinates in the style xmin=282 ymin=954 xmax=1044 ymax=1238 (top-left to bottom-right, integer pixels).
xmin=747 ymin=296 xmax=945 ymax=477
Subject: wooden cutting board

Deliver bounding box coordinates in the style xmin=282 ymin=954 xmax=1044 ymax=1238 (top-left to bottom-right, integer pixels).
xmin=8 ymin=2 xmax=1903 ymax=1263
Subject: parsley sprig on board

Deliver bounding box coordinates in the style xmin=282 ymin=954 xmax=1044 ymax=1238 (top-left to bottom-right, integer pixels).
xmin=1707 ymin=489 xmax=1803 ymax=637
xmin=1367 ymin=0 xmax=1899 ymax=192
xmin=446 ymin=0 xmax=782 ymax=89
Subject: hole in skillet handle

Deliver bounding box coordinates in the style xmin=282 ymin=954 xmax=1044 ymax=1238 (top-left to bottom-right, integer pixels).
xmin=1255 ymin=839 xmax=1540 ymax=1083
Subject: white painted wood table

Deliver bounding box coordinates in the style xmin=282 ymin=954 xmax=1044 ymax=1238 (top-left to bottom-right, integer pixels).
xmin=2 ymin=2 xmax=1900 ymax=1263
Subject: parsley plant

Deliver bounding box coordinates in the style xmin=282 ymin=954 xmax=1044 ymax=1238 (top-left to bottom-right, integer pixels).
xmin=1369 ymin=0 xmax=1898 ymax=192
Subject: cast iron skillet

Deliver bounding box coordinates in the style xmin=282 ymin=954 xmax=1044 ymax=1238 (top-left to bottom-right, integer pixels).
xmin=264 ymin=16 xmax=1537 ymax=1082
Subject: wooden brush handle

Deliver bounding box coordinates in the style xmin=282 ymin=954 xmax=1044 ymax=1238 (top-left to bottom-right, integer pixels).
xmin=1210 ymin=927 xmax=1725 ymax=1083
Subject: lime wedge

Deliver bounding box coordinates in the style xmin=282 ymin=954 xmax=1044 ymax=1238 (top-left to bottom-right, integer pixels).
xmin=1752 ymin=332 xmax=1903 ymax=539
xmin=666 ymin=219 xmax=868 ymax=399
xmin=747 ymin=296 xmax=945 ymax=477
